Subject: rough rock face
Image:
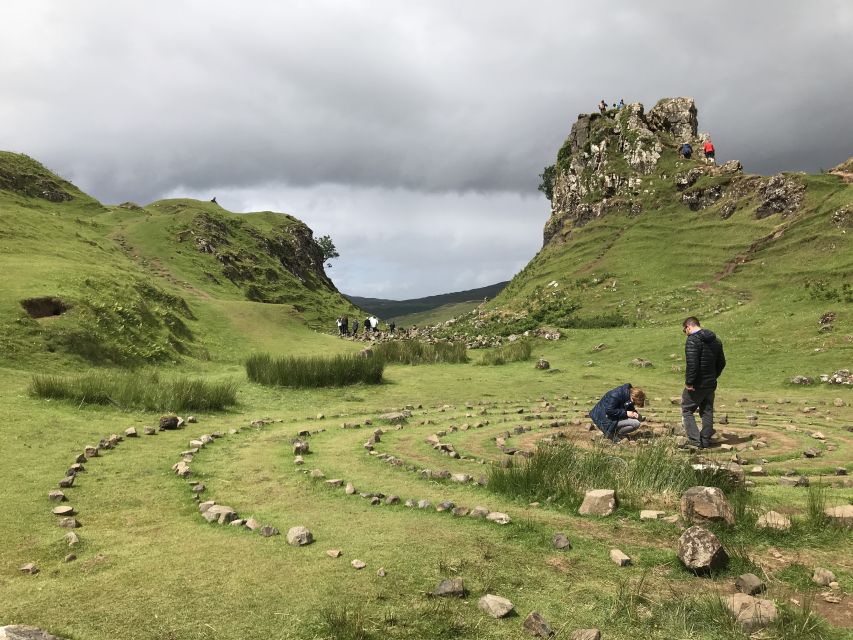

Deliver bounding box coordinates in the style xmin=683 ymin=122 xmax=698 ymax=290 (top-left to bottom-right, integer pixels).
xmin=680 ymin=486 xmax=735 ymax=525
xmin=647 ymin=97 xmax=699 ymax=141
xmin=724 ymin=593 xmax=778 ymax=631
xmin=677 ymin=525 xmax=728 ymax=572
xmin=755 ymin=174 xmax=806 ymax=218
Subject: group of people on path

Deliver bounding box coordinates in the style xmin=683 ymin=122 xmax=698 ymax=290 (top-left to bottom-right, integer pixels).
xmin=680 ymin=139 xmax=716 ymax=164
xmin=590 ymin=316 xmax=726 ymax=449
xmin=335 ymin=315 xmax=396 ymax=337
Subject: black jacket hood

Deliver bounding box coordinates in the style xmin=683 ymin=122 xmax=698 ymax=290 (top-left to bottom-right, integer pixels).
xmin=696 ymin=328 xmax=717 ymax=343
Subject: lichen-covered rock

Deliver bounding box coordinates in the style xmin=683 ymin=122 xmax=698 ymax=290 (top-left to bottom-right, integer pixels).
xmin=677 ymin=525 xmax=728 ymax=572
xmin=680 ymin=486 xmax=735 ymax=525
xmin=647 ymin=97 xmax=698 ymax=141
xmin=755 ymin=174 xmax=805 ymax=219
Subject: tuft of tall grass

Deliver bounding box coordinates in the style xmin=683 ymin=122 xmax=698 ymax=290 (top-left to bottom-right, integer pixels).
xmin=30 ymin=371 xmax=238 ymax=411
xmin=488 ymin=439 xmax=733 ymax=510
xmin=246 ymin=352 xmax=383 ymax=387
xmin=478 ymin=339 xmax=532 ymax=365
xmin=318 ymin=606 xmax=373 ymax=640
xmin=372 ymin=339 xmax=467 ymax=365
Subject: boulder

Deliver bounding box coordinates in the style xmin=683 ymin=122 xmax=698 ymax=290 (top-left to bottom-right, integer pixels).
xmin=286 ymin=526 xmax=313 ymax=546
xmin=736 ymin=573 xmax=766 ymax=595
xmin=478 ymin=594 xmax=515 ymax=618
xmin=680 ymin=486 xmax=734 ymax=525
xmin=432 ymin=577 xmax=465 ymax=597
xmin=648 ymin=96 xmax=698 ymax=141
xmin=292 ymin=440 xmax=310 ymax=455
xmin=677 ymin=526 xmax=728 ymax=573
xmin=124 ymin=427 xmax=137 ymax=437
xmin=522 ymin=611 xmax=555 ymax=638
xmin=578 ymin=489 xmax=616 ymax=516
xmin=724 ymin=593 xmax=778 ymax=631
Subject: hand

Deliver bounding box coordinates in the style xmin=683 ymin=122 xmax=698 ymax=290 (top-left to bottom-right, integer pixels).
xmin=627 ymin=411 xmax=639 ymax=419
xmin=685 ymin=385 xmax=695 ymax=392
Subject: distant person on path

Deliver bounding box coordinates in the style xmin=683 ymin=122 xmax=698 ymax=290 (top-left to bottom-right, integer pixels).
xmin=598 ymin=99 xmax=608 ymax=114
xmin=352 ymin=319 xmax=359 ymax=335
xmin=336 ymin=317 xmax=344 ymax=336
xmin=210 ymin=197 xmax=217 ymax=204
xmin=589 ymin=383 xmax=646 ymax=443
xmin=617 ymin=98 xmax=625 ymax=109
xmin=680 ymin=316 xmax=726 ymax=449
xmin=341 ymin=316 xmax=349 ymax=336
xmin=364 ymin=316 xmax=371 ymax=334
xmin=680 ymin=142 xmax=693 ymax=159
xmin=703 ymin=138 xmax=716 ymax=163
xmin=389 ymin=321 xmax=396 ymax=334
xmin=369 ymin=316 xmax=379 ymax=332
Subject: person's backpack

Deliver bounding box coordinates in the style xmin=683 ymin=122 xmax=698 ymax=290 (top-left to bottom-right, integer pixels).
xmin=682 ymin=143 xmax=692 ymax=154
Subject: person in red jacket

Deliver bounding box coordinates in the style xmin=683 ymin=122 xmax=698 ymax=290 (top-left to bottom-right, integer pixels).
xmin=703 ymin=139 xmax=716 ymax=164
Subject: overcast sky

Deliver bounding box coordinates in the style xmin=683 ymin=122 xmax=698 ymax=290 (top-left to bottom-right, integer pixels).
xmin=1 ymin=2 xmax=851 ymax=298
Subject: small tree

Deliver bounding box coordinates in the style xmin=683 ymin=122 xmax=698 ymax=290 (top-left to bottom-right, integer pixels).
xmin=315 ymin=234 xmax=340 ymax=268
xmin=538 ymin=164 xmax=556 ymax=201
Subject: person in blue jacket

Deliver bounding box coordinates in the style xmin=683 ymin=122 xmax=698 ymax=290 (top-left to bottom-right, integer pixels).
xmin=589 ymin=383 xmax=646 ymax=442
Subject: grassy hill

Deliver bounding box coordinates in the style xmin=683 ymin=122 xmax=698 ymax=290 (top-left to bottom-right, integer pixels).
xmin=0 ymin=151 xmax=360 ymax=368
xmin=347 ymin=281 xmax=508 ymax=322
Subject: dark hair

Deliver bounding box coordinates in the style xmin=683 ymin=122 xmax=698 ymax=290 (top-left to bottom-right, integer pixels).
xmin=682 ymin=316 xmax=701 ymax=330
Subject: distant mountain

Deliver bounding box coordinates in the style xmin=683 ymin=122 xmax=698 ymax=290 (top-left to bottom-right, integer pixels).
xmin=346 ymin=282 xmax=509 ymax=321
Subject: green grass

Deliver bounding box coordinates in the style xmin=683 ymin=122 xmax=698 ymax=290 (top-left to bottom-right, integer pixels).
xmin=29 ymin=371 xmax=239 ymax=411
xmin=245 ymin=352 xmax=384 ymax=387
xmin=372 ymin=339 xmax=468 ymax=365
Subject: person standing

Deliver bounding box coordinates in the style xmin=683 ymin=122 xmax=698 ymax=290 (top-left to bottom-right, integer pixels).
xmin=598 ymin=99 xmax=608 ymax=114
xmin=681 ymin=316 xmax=726 ymax=449
xmin=680 ymin=142 xmax=693 ymax=159
xmin=352 ymin=319 xmax=359 ymax=336
xmin=703 ymin=138 xmax=716 ymax=164
xmin=589 ymin=383 xmax=646 ymax=443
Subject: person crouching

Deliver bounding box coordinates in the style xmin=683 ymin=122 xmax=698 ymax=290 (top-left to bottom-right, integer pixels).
xmin=589 ymin=383 xmax=646 ymax=443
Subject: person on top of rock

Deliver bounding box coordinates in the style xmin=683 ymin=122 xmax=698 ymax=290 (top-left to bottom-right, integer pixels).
xmin=680 ymin=316 xmax=726 ymax=449
xmin=598 ymin=99 xmax=608 ymax=115
xmin=680 ymin=142 xmax=693 ymax=159
xmin=617 ymin=98 xmax=625 ymax=110
xmin=589 ymin=383 xmax=646 ymax=443
xmin=703 ymin=138 xmax=716 ymax=163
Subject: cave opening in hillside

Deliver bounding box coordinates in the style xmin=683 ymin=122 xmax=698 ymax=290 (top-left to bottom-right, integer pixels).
xmin=21 ymin=297 xmax=70 ymax=319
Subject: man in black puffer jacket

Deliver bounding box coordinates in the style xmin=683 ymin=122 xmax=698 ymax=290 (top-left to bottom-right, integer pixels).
xmin=681 ymin=316 xmax=726 ymax=448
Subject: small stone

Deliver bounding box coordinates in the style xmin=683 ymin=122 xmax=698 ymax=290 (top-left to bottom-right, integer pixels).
xmin=143 ymin=427 xmax=156 ymax=435
xmin=756 ymin=511 xmax=791 ymax=531
xmin=570 ymin=630 xmax=601 ymax=640
xmin=48 ymin=490 xmax=66 ymax=502
xmin=59 ymin=517 xmax=81 ymax=529
xmin=436 ymin=501 xmax=455 ymax=512
xmin=19 ymin=562 xmax=38 ymax=575
xmin=736 ymin=573 xmax=766 ymax=595
xmin=201 ymin=505 xmax=236 ymax=524
xmin=345 ymin=482 xmax=357 ymax=495
xmin=724 ymin=593 xmax=777 ymax=630
xmin=325 ymin=479 xmax=344 ymax=487
xmin=552 ymin=533 xmax=572 ymax=550
xmin=813 ymin=568 xmax=836 ymax=587
xmin=486 ymin=512 xmax=511 ymax=525
xmin=824 ymin=505 xmax=853 ymax=526
xmin=610 ymin=549 xmax=632 ymax=566
xmin=259 ymin=525 xmax=279 ymax=537
xmin=478 ymin=593 xmax=515 ymax=618
xmin=680 ymin=486 xmax=735 ymax=525
xmin=578 ymin=489 xmax=616 ymax=516
xmin=417 ymin=499 xmax=431 ymax=509
xmin=351 ymin=559 xmax=366 ymax=569
xmin=187 ymin=416 xmax=197 ymax=423
xmin=469 ymin=506 xmax=490 ymax=518
xmin=811 ymin=431 xmax=826 ymax=440
xmin=370 ymin=496 xmax=381 ymax=506
xmin=124 ymin=427 xmax=137 ymax=437
xmin=58 ymin=475 xmax=75 ymax=488
xmin=778 ymin=475 xmax=809 ymax=487
xmin=52 ymin=505 xmax=75 ymax=517
xmin=677 ymin=525 xmax=728 ymax=573
xmin=432 ymin=577 xmax=465 ymax=597
xmin=450 ymin=473 xmax=471 ymax=483
xmin=451 ymin=506 xmax=469 ymax=517
xmin=750 ymin=466 xmax=767 ymax=476
xmin=286 ymin=526 xmax=314 ymax=546
xmin=803 ymin=448 xmax=820 ymax=458
xmin=326 ymin=549 xmax=342 ymax=558
xmin=376 ymin=567 xmax=386 ymax=577
xmin=309 ymin=469 xmax=325 ymax=479
xmin=64 ymin=531 xmax=80 ymax=546
xmin=64 ymin=553 xmax=77 ymax=563
xmin=294 ymin=455 xmax=304 ymax=465
xmin=640 ymin=510 xmax=665 ymax=521
xmin=523 ymin=611 xmax=555 ymax=638
xmin=173 ymin=461 xmax=191 ymax=478
xmin=159 ymin=415 xmax=179 ymax=430
xmin=84 ymin=446 xmax=98 ymax=458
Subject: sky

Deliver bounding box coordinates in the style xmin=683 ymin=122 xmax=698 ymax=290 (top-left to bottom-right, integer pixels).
xmin=1 ymin=2 xmax=851 ymax=299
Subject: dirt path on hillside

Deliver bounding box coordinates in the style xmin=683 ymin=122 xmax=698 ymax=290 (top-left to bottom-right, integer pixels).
xmin=110 ymin=228 xmax=212 ymax=299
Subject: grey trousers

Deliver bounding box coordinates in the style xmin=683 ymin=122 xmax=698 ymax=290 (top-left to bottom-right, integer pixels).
xmin=681 ymin=387 xmax=715 ymax=446
xmin=614 ymin=418 xmax=640 ymax=439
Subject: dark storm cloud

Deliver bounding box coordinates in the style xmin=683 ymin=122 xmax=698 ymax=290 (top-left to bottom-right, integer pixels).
xmin=1 ymin=1 xmax=851 ymax=296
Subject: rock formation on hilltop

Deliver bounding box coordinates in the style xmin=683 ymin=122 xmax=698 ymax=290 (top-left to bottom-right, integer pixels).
xmin=540 ymin=97 xmax=810 ymax=246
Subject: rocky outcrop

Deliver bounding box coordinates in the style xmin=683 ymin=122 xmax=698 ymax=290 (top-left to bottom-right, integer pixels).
xmin=647 ymin=97 xmax=698 ymax=141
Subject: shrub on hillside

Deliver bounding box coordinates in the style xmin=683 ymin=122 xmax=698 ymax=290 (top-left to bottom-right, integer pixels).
xmin=246 ymin=353 xmax=383 ymax=387
xmin=30 ymin=371 xmax=238 ymax=411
